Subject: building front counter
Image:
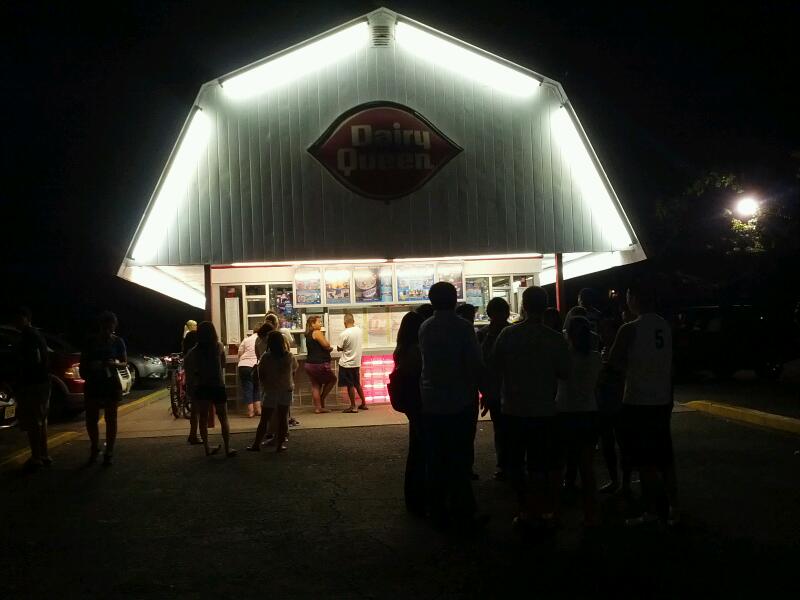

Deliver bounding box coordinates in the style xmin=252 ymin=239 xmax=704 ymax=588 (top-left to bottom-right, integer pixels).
xmin=226 ymin=347 xmax=395 ymax=408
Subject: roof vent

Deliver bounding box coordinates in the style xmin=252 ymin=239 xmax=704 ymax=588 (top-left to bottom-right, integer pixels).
xmin=368 ymin=9 xmax=395 ymax=48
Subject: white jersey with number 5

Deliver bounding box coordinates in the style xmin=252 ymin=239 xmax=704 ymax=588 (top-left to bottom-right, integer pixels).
xmin=622 ymin=313 xmax=672 ymax=406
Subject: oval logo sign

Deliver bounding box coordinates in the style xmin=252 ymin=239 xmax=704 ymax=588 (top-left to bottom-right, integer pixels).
xmin=308 ymin=102 xmax=462 ymax=201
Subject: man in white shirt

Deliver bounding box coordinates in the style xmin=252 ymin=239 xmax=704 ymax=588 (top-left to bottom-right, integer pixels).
xmin=337 ymin=313 xmax=366 ymax=413
xmin=608 ymin=278 xmax=679 ymax=526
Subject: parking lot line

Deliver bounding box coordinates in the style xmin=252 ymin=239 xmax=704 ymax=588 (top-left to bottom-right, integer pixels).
xmin=0 ymin=431 xmax=81 ymax=469
xmin=686 ymin=400 xmax=800 ymax=435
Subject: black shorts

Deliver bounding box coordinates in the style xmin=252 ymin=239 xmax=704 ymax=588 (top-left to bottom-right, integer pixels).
xmin=337 ymin=366 xmax=361 ymax=388
xmin=620 ymin=403 xmax=674 ymax=469
xmin=506 ymin=415 xmax=562 ymax=473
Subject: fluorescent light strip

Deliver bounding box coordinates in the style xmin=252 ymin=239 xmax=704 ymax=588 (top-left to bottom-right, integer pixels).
xmin=229 ymin=259 xmax=387 ymax=267
xmin=538 ymin=251 xmax=624 ymax=286
xmin=222 ymin=22 xmax=369 ymax=99
xmin=125 ymin=266 xmax=207 ymax=309
xmin=395 ymin=22 xmax=540 ymax=98
xmin=551 ymin=108 xmax=632 ymax=249
xmin=392 ymin=253 xmax=542 ymax=262
xmin=132 ymin=109 xmax=211 ymax=262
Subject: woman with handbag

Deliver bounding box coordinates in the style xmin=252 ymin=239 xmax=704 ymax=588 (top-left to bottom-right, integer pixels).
xmin=184 ymin=321 xmax=237 ymax=457
xmin=80 ymin=311 xmax=127 ymax=466
xmin=391 ymin=310 xmax=426 ymax=516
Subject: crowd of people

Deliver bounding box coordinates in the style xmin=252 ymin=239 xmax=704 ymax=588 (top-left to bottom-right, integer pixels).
xmin=392 ymin=280 xmax=678 ymax=534
xmin=8 ymin=276 xmax=679 ymax=536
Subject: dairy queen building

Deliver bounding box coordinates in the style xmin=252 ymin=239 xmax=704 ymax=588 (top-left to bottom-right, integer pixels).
xmin=119 ymin=7 xmax=646 ymax=405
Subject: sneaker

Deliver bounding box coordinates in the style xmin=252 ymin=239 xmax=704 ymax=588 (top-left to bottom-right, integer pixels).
xmin=624 ymin=512 xmax=659 ymax=528
xmin=598 ymin=480 xmax=619 ymax=494
xmin=288 ymin=418 xmax=300 ymax=427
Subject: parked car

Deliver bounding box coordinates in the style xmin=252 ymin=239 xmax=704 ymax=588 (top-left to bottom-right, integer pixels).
xmin=127 ymin=352 xmax=168 ymax=387
xmin=0 ymin=326 xmax=132 ymax=420
xmin=0 ymin=382 xmax=16 ymax=429
xmin=672 ymin=305 xmax=799 ymax=380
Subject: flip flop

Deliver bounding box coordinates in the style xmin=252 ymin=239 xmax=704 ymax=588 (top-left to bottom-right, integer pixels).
xmin=342 ymin=408 xmax=358 ymax=413
xmin=358 ymin=405 xmax=369 ymax=410
xmin=314 ymin=409 xmax=330 ymax=414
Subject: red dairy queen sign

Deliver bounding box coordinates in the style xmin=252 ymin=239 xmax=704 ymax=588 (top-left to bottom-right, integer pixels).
xmin=309 ymin=102 xmax=462 ymax=201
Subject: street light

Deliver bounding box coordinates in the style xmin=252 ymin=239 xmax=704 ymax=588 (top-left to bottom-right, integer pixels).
xmin=735 ymin=196 xmax=759 ymax=219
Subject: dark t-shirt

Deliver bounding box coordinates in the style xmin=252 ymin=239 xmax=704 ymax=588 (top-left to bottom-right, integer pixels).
xmin=15 ymin=326 xmax=50 ymax=385
xmin=182 ymin=330 xmax=198 ymax=355
xmin=477 ymin=322 xmax=509 ymax=401
xmin=80 ymin=334 xmax=127 ymax=395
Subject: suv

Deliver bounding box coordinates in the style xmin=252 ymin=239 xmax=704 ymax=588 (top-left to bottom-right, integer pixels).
xmin=672 ymin=305 xmax=799 ymax=380
xmin=0 ymin=326 xmax=132 ymax=419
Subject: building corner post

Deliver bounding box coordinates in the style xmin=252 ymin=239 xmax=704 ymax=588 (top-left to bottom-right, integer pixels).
xmin=555 ymin=252 xmax=564 ymax=313
xmin=204 ymin=264 xmax=212 ymax=321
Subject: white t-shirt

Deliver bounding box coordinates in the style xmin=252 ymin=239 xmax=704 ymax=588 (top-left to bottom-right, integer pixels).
xmin=556 ymin=350 xmax=601 ymax=412
xmin=338 ymin=326 xmax=363 ymax=369
xmin=610 ymin=313 xmax=673 ymax=406
xmin=237 ymin=333 xmax=259 ymax=368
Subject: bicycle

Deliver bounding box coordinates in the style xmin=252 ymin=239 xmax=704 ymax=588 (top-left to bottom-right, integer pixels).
xmin=165 ymin=353 xmax=191 ymax=419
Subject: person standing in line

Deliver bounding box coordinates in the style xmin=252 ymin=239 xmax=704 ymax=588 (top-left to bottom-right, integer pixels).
xmin=303 ymin=316 xmax=336 ymax=414
xmin=542 ymin=307 xmax=563 ymax=333
xmin=415 ymin=303 xmax=434 ymax=322
xmin=563 ymin=288 xmax=602 ymax=335
xmin=182 ymin=320 xmax=198 ymax=354
xmin=238 ymin=328 xmax=260 ymax=418
xmin=10 ymin=307 xmax=51 ymax=472
xmin=391 ymin=311 xmax=427 ymax=516
xmin=419 ymin=282 xmax=485 ymax=531
xmin=596 ymin=316 xmax=631 ymax=495
xmin=492 ymin=287 xmax=571 ymax=531
xmin=337 ymin=313 xmax=367 ymax=413
xmin=254 ymin=320 xmax=275 ymax=361
xmin=265 ymin=313 xmax=300 ymax=427
xmin=476 ymin=297 xmax=511 ymax=481
xmin=184 ymin=321 xmax=237 ymax=458
xmin=183 ymin=319 xmax=204 ymax=445
xmin=80 ymin=311 xmax=127 ymax=466
xmin=556 ymin=316 xmax=602 ymax=527
xmin=456 ymin=303 xmax=480 ymax=479
xmin=608 ymin=279 xmax=679 ymax=526
xmin=248 ymin=331 xmax=298 ymax=453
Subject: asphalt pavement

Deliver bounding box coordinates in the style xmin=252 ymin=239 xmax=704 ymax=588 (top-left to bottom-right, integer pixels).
xmin=2 ymin=411 xmax=798 ymax=599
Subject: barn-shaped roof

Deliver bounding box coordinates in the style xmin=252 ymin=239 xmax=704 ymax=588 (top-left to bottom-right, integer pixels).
xmin=119 ymin=7 xmax=644 ymax=307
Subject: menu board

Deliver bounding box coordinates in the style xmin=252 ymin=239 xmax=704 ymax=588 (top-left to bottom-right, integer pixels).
xmin=366 ymin=307 xmax=391 ymax=346
xmin=324 ymin=267 xmax=352 ymax=304
xmin=437 ymin=263 xmax=464 ymax=299
xmin=294 ymin=267 xmax=322 ymax=305
xmin=389 ymin=308 xmax=409 ymax=344
xmin=353 ymin=265 xmax=394 ymax=303
xmin=396 ymin=264 xmax=434 ymax=302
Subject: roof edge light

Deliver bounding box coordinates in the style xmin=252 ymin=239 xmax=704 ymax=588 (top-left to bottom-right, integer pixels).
xmin=132 ymin=108 xmax=210 ymax=262
xmin=551 ymin=106 xmax=633 ymax=249
xmin=394 ymin=22 xmax=540 ymax=98
xmin=221 ymin=22 xmax=370 ymax=100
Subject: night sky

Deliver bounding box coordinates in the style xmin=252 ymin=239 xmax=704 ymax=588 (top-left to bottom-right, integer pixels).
xmin=3 ymin=1 xmax=798 ymax=352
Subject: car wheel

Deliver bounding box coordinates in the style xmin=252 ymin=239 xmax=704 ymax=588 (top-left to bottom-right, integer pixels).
xmin=129 ymin=366 xmax=138 ymax=388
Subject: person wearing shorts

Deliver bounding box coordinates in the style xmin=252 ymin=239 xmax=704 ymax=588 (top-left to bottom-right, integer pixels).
xmin=248 ymin=331 xmax=299 ymax=453
xmin=608 ymin=278 xmax=679 ymax=526
xmin=184 ymin=321 xmax=236 ymax=458
xmin=337 ymin=313 xmax=366 ymax=413
xmin=303 ymin=316 xmax=336 ymax=413
xmin=11 ymin=307 xmax=51 ymax=472
xmin=492 ymin=286 xmax=571 ymax=531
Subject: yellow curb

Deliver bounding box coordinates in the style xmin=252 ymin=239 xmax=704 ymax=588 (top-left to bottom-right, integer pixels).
xmin=99 ymin=388 xmax=169 ymax=425
xmin=686 ymin=401 xmax=800 ymax=435
xmin=0 ymin=431 xmax=81 ymax=469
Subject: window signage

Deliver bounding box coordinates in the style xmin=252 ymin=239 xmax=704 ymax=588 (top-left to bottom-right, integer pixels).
xmin=308 ymin=101 xmax=462 ymax=201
